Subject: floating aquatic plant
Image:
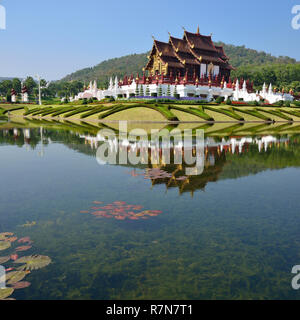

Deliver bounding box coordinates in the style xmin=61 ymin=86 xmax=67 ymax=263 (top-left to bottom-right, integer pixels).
xmin=6 ymin=271 xmax=29 ymax=285
xmin=0 ymin=241 xmax=11 ymax=251
xmin=0 ymin=233 xmax=14 ymax=241
xmin=82 ymin=200 xmax=164 ymax=221
xmin=20 ymin=221 xmax=37 ymax=228
xmin=0 ymin=288 xmax=14 ymax=300
xmin=15 ymin=245 xmax=32 ymax=252
xmin=0 ymin=231 xmax=51 ymax=300
xmin=18 ymin=237 xmax=33 ymax=244
xmin=12 ymin=281 xmax=31 ymax=289
xmin=14 ymin=255 xmax=52 ymax=271
xmin=0 ymin=256 xmax=10 ymax=264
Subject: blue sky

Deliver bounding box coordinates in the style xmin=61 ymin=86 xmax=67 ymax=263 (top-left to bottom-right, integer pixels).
xmin=0 ymin=0 xmax=299 ymax=80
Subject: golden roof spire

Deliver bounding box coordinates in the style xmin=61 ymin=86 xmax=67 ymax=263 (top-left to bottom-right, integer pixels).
xmin=197 ymin=26 xmax=200 ymax=35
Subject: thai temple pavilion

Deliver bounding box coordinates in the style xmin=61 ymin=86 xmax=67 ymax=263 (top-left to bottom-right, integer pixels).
xmin=145 ymin=27 xmax=233 ymax=82
xmin=73 ymin=28 xmax=294 ymax=103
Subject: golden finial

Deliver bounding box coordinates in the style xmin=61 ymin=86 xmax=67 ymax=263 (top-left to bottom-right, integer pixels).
xmin=197 ymin=26 xmax=200 ymax=34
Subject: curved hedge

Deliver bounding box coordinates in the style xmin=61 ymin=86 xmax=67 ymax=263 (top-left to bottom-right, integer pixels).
xmin=232 ymin=107 xmax=272 ymax=121
xmin=49 ymin=107 xmax=76 ymax=117
xmin=279 ymin=109 xmax=300 ymax=119
xmin=204 ymin=106 xmax=244 ymax=121
xmin=256 ymin=108 xmax=293 ymax=121
xmin=63 ymin=107 xmax=95 ymax=118
xmin=24 ymin=108 xmax=42 ymax=116
xmin=98 ymin=104 xmax=178 ymax=121
xmin=0 ymin=108 xmax=7 ymax=120
xmin=169 ymin=105 xmax=213 ymax=121
xmin=30 ymin=107 xmax=54 ymax=116
xmin=2 ymin=106 xmax=25 ymax=114
xmin=80 ymin=106 xmax=113 ymax=119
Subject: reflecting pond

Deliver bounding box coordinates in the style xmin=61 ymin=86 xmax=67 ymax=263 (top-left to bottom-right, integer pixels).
xmin=1 ymin=118 xmax=300 ymax=300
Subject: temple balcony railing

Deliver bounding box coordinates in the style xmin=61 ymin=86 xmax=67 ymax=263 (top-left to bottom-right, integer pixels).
xmin=119 ymin=75 xmax=254 ymax=92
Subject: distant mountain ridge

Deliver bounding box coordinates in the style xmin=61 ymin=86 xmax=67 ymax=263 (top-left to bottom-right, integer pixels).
xmin=61 ymin=42 xmax=298 ymax=86
xmin=0 ymin=77 xmax=21 ymax=81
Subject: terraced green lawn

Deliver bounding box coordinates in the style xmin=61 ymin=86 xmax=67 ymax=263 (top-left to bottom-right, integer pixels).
xmin=5 ymin=102 xmax=300 ymax=123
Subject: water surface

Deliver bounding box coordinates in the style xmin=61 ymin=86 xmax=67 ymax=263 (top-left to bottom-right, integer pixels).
xmin=1 ymin=120 xmax=300 ymax=300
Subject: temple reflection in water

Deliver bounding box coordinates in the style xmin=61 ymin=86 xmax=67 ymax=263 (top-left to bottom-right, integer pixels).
xmin=1 ymin=123 xmax=297 ymax=197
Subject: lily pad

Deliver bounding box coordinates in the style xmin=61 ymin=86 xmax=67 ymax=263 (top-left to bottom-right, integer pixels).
xmin=14 ymin=255 xmax=52 ymax=270
xmin=15 ymin=245 xmax=32 ymax=252
xmin=6 ymin=271 xmax=29 ymax=285
xmin=0 ymin=241 xmax=11 ymax=251
xmin=12 ymin=281 xmax=31 ymax=289
xmin=0 ymin=288 xmax=14 ymax=300
xmin=0 ymin=256 xmax=10 ymax=264
xmin=0 ymin=233 xmax=13 ymax=241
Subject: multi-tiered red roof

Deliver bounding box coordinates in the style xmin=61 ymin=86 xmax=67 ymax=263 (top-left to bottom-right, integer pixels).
xmin=145 ymin=29 xmax=233 ymax=81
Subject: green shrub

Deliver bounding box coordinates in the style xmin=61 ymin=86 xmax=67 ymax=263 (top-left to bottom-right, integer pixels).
xmin=225 ymin=98 xmax=232 ymax=105
xmin=277 ymin=100 xmax=284 ymax=107
xmin=284 ymin=101 xmax=291 ymax=107
xmin=215 ymin=96 xmax=225 ymax=104
xmin=248 ymin=101 xmax=260 ymax=106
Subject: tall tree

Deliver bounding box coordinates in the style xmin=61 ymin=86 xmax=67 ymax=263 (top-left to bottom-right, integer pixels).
xmin=12 ymin=78 xmax=21 ymax=94
xmin=24 ymin=77 xmax=37 ymax=94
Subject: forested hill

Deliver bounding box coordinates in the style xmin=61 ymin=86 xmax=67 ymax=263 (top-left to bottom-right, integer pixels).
xmin=61 ymin=42 xmax=298 ymax=87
